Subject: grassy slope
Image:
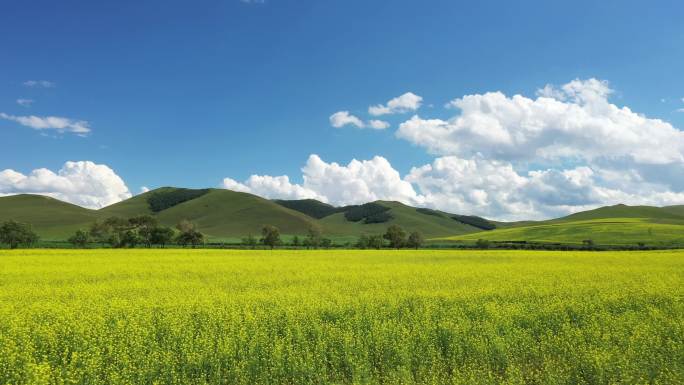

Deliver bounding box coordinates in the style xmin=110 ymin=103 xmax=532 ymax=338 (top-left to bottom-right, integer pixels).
xmin=0 ymin=195 xmax=98 ymax=240
xmin=319 ymin=201 xmax=482 ymax=241
xmin=440 ymin=218 xmax=684 ymax=246
xmin=154 ymin=189 xmax=319 ymax=239
xmin=555 ymin=204 xmax=684 ymax=222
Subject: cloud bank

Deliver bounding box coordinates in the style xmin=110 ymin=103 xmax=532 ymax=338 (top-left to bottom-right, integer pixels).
xmin=226 ymin=79 xmax=684 ymax=220
xmin=0 ymin=161 xmax=131 ymax=209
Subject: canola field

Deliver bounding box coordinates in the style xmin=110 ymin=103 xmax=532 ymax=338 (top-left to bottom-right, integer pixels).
xmin=0 ymin=249 xmax=683 ymax=385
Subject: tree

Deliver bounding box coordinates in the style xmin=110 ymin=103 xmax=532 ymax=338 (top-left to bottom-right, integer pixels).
xmin=367 ymin=234 xmax=385 ymax=250
xmin=475 ymin=239 xmax=490 ymax=249
xmin=242 ymin=234 xmax=258 ymax=249
xmin=356 ymin=234 xmax=370 ymax=249
xmin=384 ymin=225 xmax=406 ymax=249
xmin=149 ymin=226 xmax=174 ymax=248
xmin=120 ymin=230 xmax=141 ymax=248
xmin=68 ymin=229 xmax=91 ymax=248
xmin=0 ymin=220 xmax=39 ymax=249
xmin=261 ymin=225 xmax=281 ymax=249
xmin=305 ymin=226 xmax=322 ymax=249
xmin=406 ymin=231 xmax=424 ymax=249
xmin=130 ymin=216 xmax=158 ymax=247
xmin=89 ymin=217 xmax=129 ymax=248
xmin=291 ymin=235 xmax=301 ymax=248
xmin=320 ymin=238 xmax=333 ymax=249
xmin=175 ymin=220 xmax=204 ymax=248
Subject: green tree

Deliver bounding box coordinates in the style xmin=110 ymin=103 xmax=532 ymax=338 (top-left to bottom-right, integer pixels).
xmin=475 ymin=239 xmax=490 ymax=249
xmin=355 ymin=234 xmax=370 ymax=249
xmin=175 ymin=220 xmax=204 ymax=248
xmin=384 ymin=225 xmax=407 ymax=248
xmin=291 ymin=235 xmax=301 ymax=248
xmin=0 ymin=220 xmax=39 ymax=249
xmin=320 ymin=238 xmax=333 ymax=249
xmin=305 ymin=226 xmax=322 ymax=249
xmin=367 ymin=234 xmax=385 ymax=250
xmin=120 ymin=230 xmax=141 ymax=248
xmin=68 ymin=229 xmax=91 ymax=248
xmin=261 ymin=225 xmax=281 ymax=250
xmin=149 ymin=226 xmax=175 ymax=248
xmin=406 ymin=231 xmax=424 ymax=249
xmin=242 ymin=234 xmax=258 ymax=249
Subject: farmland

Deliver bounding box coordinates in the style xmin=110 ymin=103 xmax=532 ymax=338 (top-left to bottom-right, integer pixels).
xmin=1 ymin=249 xmax=682 ymax=384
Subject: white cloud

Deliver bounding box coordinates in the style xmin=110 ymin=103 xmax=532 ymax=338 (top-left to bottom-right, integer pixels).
xmin=398 ymin=78 xmax=684 ymax=166
xmin=329 ymin=112 xmax=389 ymax=130
xmin=222 ymin=174 xmax=323 ymax=201
xmin=222 ymin=155 xmax=422 ymax=206
xmin=23 ymin=80 xmax=55 ymax=88
xmin=329 ymin=111 xmax=364 ymax=128
xmin=0 ymin=113 xmax=91 ymax=135
xmin=16 ymin=99 xmax=34 ymax=107
xmin=139 ymin=186 xmax=150 ymax=194
xmin=369 ymin=92 xmax=423 ymax=116
xmin=0 ymin=161 xmax=131 ymax=209
xmin=368 ymin=120 xmax=390 ymax=130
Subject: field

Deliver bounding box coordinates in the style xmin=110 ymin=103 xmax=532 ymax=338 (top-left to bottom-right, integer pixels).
xmin=1 ymin=249 xmax=683 ymax=384
xmin=438 ymin=218 xmax=684 ymax=247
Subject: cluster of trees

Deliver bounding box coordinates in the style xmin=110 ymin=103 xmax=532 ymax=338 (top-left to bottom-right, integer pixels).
xmin=0 ymin=220 xmax=39 ymax=249
xmin=68 ymin=216 xmax=204 ymax=248
xmin=243 ymin=226 xmax=334 ymax=249
xmin=357 ymin=225 xmax=424 ymax=249
xmin=242 ymin=224 xmax=425 ymax=250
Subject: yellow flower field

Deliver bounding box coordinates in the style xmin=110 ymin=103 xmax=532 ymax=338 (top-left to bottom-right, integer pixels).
xmin=1 ymin=249 xmax=682 ymax=384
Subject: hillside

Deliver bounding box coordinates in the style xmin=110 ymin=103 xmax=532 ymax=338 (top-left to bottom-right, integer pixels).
xmin=153 ymin=189 xmax=319 ymax=238
xmin=438 ymin=217 xmax=684 ymax=247
xmin=0 ymin=195 xmax=98 ymax=240
xmin=555 ymin=204 xmax=684 ymax=222
xmin=318 ymin=201 xmax=484 ymax=240
xmin=6 ymin=191 xmax=684 ymax=246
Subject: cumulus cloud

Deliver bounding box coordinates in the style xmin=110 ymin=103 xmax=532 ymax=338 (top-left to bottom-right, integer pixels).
xmin=23 ymin=80 xmax=55 ymax=88
xmin=139 ymin=186 xmax=150 ymax=194
xmin=398 ymin=79 xmax=684 ymax=166
xmin=329 ymin=111 xmax=364 ymax=128
xmin=16 ymin=99 xmax=34 ymax=107
xmin=222 ymin=155 xmax=422 ymax=206
xmin=222 ymin=174 xmax=323 ymax=201
xmin=0 ymin=161 xmax=131 ymax=209
xmin=369 ymin=92 xmax=423 ymax=116
xmin=368 ymin=120 xmax=390 ymax=130
xmin=0 ymin=113 xmax=91 ymax=135
xmin=329 ymin=112 xmax=390 ymax=130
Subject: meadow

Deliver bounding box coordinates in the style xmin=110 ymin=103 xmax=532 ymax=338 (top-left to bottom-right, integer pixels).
xmin=0 ymin=249 xmax=682 ymax=385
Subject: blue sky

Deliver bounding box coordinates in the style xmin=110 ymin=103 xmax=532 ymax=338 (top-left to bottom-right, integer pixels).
xmin=2 ymin=0 xmax=684 ymax=219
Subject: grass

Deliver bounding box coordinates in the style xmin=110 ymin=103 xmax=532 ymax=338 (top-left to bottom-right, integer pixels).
xmin=0 ymin=195 xmax=98 ymax=240
xmin=439 ymin=217 xmax=684 ymax=246
xmin=1 ymin=249 xmax=682 ymax=384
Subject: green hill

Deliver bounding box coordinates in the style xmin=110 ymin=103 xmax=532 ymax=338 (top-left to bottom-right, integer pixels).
xmin=153 ymin=189 xmax=319 ymax=239
xmin=0 ymin=195 xmax=98 ymax=240
xmin=556 ymin=204 xmax=684 ymax=222
xmin=318 ymin=201 xmax=484 ymax=241
xmin=6 ymin=190 xmax=684 ymax=246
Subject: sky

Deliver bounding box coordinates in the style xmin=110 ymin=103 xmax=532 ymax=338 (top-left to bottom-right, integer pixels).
xmin=2 ymin=0 xmax=684 ymax=220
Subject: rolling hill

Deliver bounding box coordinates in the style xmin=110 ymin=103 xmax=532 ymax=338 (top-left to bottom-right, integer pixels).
xmin=437 ymin=204 xmax=684 ymax=246
xmin=0 ymin=195 xmax=99 ymax=240
xmin=5 ymin=191 xmax=684 ymax=246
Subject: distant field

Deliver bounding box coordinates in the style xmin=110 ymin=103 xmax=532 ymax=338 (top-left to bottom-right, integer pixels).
xmin=438 ymin=217 xmax=684 ymax=246
xmin=1 ymin=249 xmax=682 ymax=384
